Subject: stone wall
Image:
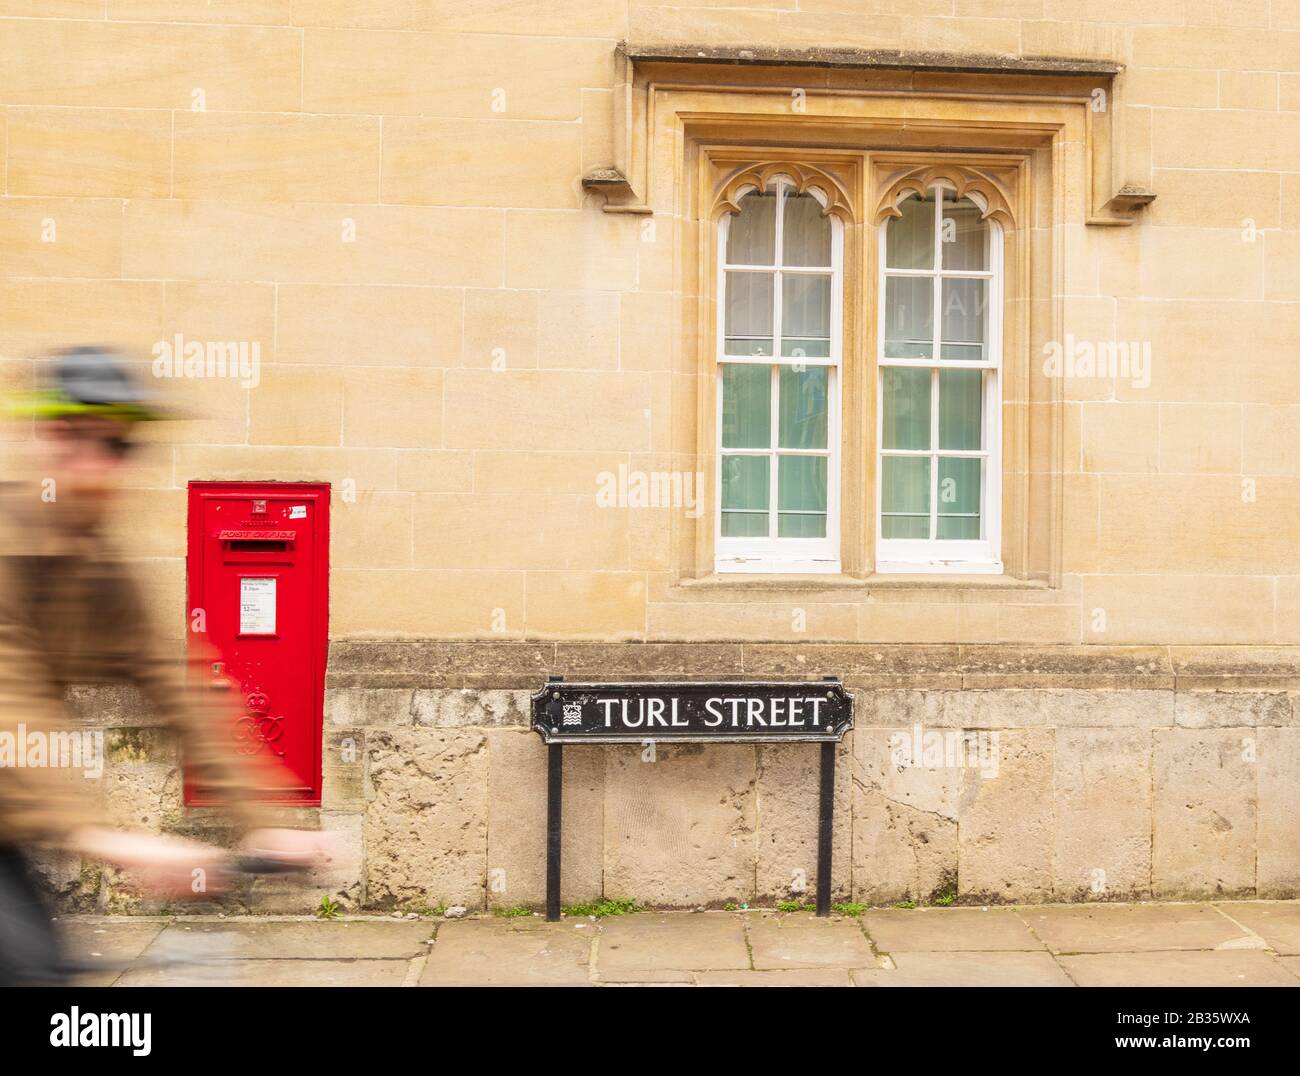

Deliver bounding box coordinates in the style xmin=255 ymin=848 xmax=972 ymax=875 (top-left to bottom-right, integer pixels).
xmin=1 ymin=6 xmax=1297 ymax=647
xmin=5 ymin=6 xmax=1296 ymax=915
xmin=58 ymin=642 xmax=1300 ymax=913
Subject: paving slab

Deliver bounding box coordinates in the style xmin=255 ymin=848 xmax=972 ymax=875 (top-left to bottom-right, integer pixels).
xmin=116 ymin=959 xmax=410 ymax=987
xmin=149 ymin=919 xmax=435 ymax=960
xmin=601 ymin=980 xmax=694 ymax=986
xmin=54 ymin=905 xmax=1300 ymax=988
xmin=596 ymin=968 xmax=696 ymax=983
xmin=862 ymin=908 xmax=1044 ymax=952
xmin=746 ymin=913 xmax=874 ymax=969
xmin=58 ymin=917 xmax=170 ymax=986
xmin=695 ymin=968 xmax=852 ymax=986
xmin=1059 ymin=951 xmax=1300 ymax=987
xmin=1017 ymin=903 xmax=1251 ymax=954
xmin=1215 ymin=902 xmax=1300 ymax=955
xmin=597 ymin=913 xmax=749 ymax=979
xmin=420 ymin=919 xmax=592 ymax=986
xmin=851 ymin=951 xmax=1073 ymax=987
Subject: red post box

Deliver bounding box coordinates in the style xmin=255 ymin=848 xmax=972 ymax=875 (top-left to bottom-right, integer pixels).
xmin=185 ymin=482 xmax=329 ymax=805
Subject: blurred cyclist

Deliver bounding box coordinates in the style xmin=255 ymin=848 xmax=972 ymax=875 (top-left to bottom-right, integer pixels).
xmin=0 ymin=347 xmax=329 ymax=985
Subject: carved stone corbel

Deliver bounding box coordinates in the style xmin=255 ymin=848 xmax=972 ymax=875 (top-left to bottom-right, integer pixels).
xmin=581 ymin=168 xmax=652 ymax=214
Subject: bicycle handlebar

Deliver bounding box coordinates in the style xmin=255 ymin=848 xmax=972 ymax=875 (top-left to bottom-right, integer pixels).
xmin=228 ymin=855 xmax=312 ymax=875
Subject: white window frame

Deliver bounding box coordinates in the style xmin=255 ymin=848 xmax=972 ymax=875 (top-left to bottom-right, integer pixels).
xmin=875 ymin=182 xmax=1003 ymax=575
xmin=715 ymin=177 xmax=844 ymax=574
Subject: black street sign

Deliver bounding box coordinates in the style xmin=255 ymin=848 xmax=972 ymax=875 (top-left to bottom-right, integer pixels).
xmin=531 ymin=679 xmax=853 ymax=744
xmin=532 ymin=677 xmax=852 ymax=918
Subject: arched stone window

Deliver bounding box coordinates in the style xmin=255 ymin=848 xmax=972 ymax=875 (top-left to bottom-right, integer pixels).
xmin=876 ymin=179 xmax=1005 ymax=573
xmin=715 ymin=170 xmax=846 ymax=573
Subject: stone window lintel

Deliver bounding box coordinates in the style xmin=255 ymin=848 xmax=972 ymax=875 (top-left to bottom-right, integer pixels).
xmin=583 ymin=41 xmax=1154 ymax=224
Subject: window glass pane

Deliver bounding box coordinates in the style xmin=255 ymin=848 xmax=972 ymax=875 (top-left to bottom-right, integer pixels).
xmin=937 ymin=457 xmax=981 ymax=539
xmin=940 ymin=277 xmax=986 ymax=360
xmin=781 ymin=339 xmax=831 ymax=359
xmin=781 ymin=274 xmax=831 ymax=358
xmin=941 ymin=197 xmax=988 ymax=271
xmin=777 ymin=455 xmax=827 ymax=511
xmin=778 ymin=449 xmax=828 ymax=537
xmin=883 ymin=276 xmax=933 ymax=359
xmin=881 ymin=456 xmax=931 ymax=539
xmin=886 ymin=192 xmax=935 ymax=270
xmin=724 ymin=271 xmax=774 ymax=356
xmin=778 ymin=513 xmax=827 ymax=538
xmin=721 ymin=455 xmax=769 ymax=512
xmin=782 ymin=191 xmax=832 ymax=267
xmin=726 ymin=189 xmax=776 ymax=265
xmin=721 ymin=363 xmax=771 ymax=449
xmin=938 ymin=369 xmax=982 ymax=450
xmin=722 ymin=512 xmax=769 ymax=537
xmin=778 ymin=365 xmax=828 ymax=449
xmin=881 ymin=367 xmax=931 ymax=450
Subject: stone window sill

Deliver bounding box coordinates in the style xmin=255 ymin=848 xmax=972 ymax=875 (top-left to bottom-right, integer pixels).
xmin=675 ymin=572 xmax=1052 ymax=593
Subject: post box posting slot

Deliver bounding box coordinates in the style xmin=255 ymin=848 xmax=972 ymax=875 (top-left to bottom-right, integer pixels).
xmin=220 ymin=529 xmax=296 ymax=557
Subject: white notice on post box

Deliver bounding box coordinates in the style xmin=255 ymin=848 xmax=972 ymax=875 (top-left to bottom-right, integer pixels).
xmin=240 ymin=577 xmax=276 ymax=635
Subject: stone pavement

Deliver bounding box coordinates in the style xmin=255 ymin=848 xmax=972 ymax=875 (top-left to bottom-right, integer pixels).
xmin=60 ymin=901 xmax=1300 ymax=987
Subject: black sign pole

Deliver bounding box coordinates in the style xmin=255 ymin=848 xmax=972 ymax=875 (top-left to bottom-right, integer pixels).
xmin=545 ymin=677 xmax=564 ymax=922
xmin=545 ymin=742 xmax=563 ymax=921
xmin=817 ymin=740 xmax=835 ymax=917
xmin=814 ymin=675 xmax=838 ymax=916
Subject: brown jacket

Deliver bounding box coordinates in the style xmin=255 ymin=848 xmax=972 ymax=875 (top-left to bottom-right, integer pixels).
xmin=0 ymin=483 xmax=272 ymax=845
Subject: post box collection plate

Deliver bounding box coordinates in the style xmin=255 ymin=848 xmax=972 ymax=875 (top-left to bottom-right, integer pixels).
xmin=531 ymin=680 xmax=853 ymax=744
